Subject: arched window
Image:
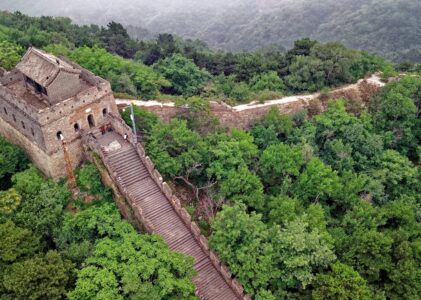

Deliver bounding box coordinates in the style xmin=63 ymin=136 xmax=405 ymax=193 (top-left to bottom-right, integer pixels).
xmin=102 ymin=108 xmax=108 ymax=116
xmin=74 ymin=123 xmax=80 ymax=132
xmin=87 ymin=114 xmax=95 ymax=128
xmin=3 ymin=107 xmax=7 ymax=115
xmin=21 ymin=121 xmax=25 ymax=129
xmin=56 ymin=131 xmax=63 ymax=140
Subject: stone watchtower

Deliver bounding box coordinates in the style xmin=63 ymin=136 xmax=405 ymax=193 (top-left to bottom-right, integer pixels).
xmin=0 ymin=47 xmax=118 ymax=178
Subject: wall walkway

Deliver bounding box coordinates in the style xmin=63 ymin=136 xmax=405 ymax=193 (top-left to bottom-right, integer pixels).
xmin=82 ymin=114 xmax=249 ymax=300
xmin=116 ymin=74 xmax=385 ymax=129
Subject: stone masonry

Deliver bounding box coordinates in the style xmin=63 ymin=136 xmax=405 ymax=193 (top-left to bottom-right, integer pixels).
xmin=117 ymin=74 xmax=385 ymax=129
xmin=0 ymin=47 xmax=118 ymax=178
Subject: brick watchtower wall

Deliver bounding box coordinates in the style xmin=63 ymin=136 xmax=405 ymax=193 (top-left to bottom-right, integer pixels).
xmin=0 ymin=50 xmax=119 ymax=179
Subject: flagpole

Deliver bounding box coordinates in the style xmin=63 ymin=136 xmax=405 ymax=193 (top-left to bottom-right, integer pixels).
xmin=130 ymin=102 xmax=137 ymax=144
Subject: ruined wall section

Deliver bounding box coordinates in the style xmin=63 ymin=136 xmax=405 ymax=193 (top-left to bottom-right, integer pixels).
xmin=118 ymin=78 xmax=382 ymax=129
xmin=0 ymin=89 xmax=46 ymax=150
xmin=0 ymin=69 xmax=23 ymax=85
xmin=209 ymin=99 xmax=310 ymax=128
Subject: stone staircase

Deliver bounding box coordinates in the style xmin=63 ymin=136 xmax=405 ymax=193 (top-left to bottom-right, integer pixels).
xmin=97 ymin=133 xmax=243 ymax=300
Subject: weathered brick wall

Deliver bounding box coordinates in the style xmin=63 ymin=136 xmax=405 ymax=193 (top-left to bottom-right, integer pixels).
xmin=0 ymin=80 xmax=118 ymax=179
xmin=0 ymin=87 xmax=41 ymax=123
xmin=208 ymin=99 xmax=310 ymax=128
xmin=42 ymin=93 xmax=118 ymax=155
xmin=0 ymin=69 xmax=23 ymax=85
xmin=118 ymin=78 xmax=382 ymax=130
xmin=0 ymin=116 xmax=55 ymax=177
xmin=0 ymin=97 xmax=46 ymax=150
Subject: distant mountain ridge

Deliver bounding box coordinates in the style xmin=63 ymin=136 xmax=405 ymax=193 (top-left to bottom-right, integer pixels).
xmin=1 ymin=0 xmax=421 ymax=61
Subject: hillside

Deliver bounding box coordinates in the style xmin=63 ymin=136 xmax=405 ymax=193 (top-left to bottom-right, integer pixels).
xmin=1 ymin=0 xmax=421 ymax=61
xmin=0 ymin=9 xmax=420 ymax=300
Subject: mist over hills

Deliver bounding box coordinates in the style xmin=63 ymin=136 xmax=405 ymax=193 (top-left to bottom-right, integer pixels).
xmin=1 ymin=0 xmax=421 ymax=61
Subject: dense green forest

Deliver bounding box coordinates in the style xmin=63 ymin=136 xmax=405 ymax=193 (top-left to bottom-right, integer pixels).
xmin=1 ymin=10 xmax=421 ymax=300
xmin=0 ymin=140 xmax=197 ymax=299
xmin=0 ymin=0 xmax=420 ymax=62
xmin=0 ymin=11 xmax=388 ymax=103
xmin=123 ymin=75 xmax=421 ymax=299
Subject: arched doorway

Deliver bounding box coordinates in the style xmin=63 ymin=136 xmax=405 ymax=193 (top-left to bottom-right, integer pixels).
xmin=87 ymin=114 xmax=95 ymax=128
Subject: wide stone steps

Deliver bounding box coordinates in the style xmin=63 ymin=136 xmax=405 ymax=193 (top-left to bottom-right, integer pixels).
xmin=99 ymin=135 xmax=239 ymax=300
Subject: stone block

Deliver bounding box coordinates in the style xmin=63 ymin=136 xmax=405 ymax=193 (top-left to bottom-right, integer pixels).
xmin=136 ymin=144 xmax=145 ymax=157
xmin=180 ymin=208 xmax=192 ymax=224
xmin=199 ymin=235 xmax=209 ymax=251
xmin=152 ymin=169 xmax=162 ymax=185
xmin=231 ymin=279 xmax=244 ymax=296
xmin=190 ymin=222 xmax=201 ymax=237
xmin=220 ymin=264 xmax=232 ymax=281
xmin=171 ymin=195 xmax=181 ymax=208
xmin=209 ymin=250 xmax=220 ymax=267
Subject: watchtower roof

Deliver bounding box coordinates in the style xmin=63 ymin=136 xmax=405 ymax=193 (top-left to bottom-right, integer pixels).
xmin=16 ymin=47 xmax=80 ymax=88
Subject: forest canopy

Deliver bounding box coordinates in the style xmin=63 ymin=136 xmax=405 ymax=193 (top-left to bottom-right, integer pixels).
xmin=0 ymin=8 xmax=420 ymax=300
xmin=0 ymin=11 xmax=388 ymax=102
xmin=0 ymin=0 xmax=420 ymax=62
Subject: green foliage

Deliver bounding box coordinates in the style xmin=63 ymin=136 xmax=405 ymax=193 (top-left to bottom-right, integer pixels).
xmin=10 ymin=166 xmax=44 ymax=198
xmin=307 ymin=100 xmax=384 ymax=172
xmin=209 ymin=204 xmax=277 ymax=297
xmin=229 ymin=82 xmax=252 ymax=102
xmin=0 ymin=137 xmax=29 ymax=187
xmin=210 ymin=204 xmax=336 ymax=297
xmin=76 ymin=164 xmax=109 ymax=198
xmin=3 ymin=1 xmax=421 ymax=63
xmin=285 ymin=55 xmax=326 ymax=92
xmin=266 ymin=196 xmax=303 ymax=226
xmin=251 ymin=108 xmax=294 ymax=149
xmin=56 ymin=202 xmax=129 ymax=250
xmin=146 ymin=118 xmax=202 ymax=178
xmin=206 ymin=129 xmax=258 ymax=180
xmin=69 ymin=232 xmax=197 ymax=300
xmin=0 ymin=40 xmax=23 ymax=70
xmin=369 ymin=76 xmax=421 ymax=157
xmin=294 ymin=157 xmax=341 ymax=204
xmin=250 ymin=71 xmax=285 ymax=92
xmin=154 ymin=54 xmax=211 ymax=96
xmin=372 ymin=150 xmax=419 ymax=201
xmin=0 ymin=188 xmax=21 ymax=216
xmin=272 ymin=216 xmax=336 ymax=292
xmin=2 ymin=251 xmax=74 ymax=300
xmin=259 ymin=143 xmax=304 ymax=191
xmin=70 ymin=46 xmax=169 ymax=99
xmin=42 ymin=43 xmax=71 ymax=57
xmin=311 ymin=42 xmax=357 ymax=86
xmin=121 ymin=105 xmax=159 ymax=136
xmin=0 ymin=220 xmax=41 ymax=264
xmin=312 ymin=262 xmax=375 ymax=300
xmin=11 ymin=166 xmax=70 ymax=239
xmin=175 ymin=96 xmax=220 ymax=136
xmin=218 ymin=165 xmax=265 ymax=211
